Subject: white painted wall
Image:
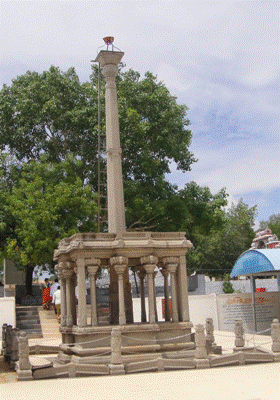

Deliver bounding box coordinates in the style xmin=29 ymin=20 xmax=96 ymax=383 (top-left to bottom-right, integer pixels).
xmin=0 ymin=297 xmax=16 ymax=339
xmin=133 ymin=292 xmax=279 ymax=334
xmin=189 ymin=294 xmax=218 ymax=329
xmin=133 ymin=295 xmax=218 ymax=328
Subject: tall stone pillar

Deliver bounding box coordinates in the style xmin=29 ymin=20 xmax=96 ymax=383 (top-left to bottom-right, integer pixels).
xmin=95 ymin=50 xmax=125 ymax=234
xmin=177 ymin=255 xmax=190 ymax=322
xmin=137 ymin=270 xmax=147 ymax=323
xmin=58 ymin=265 xmax=67 ymax=327
xmin=75 ymin=257 xmax=87 ymax=328
xmin=70 ymin=274 xmax=77 ymax=326
xmin=161 ymin=268 xmax=171 ymax=322
xmin=111 ymin=256 xmax=128 ymax=325
xmin=87 ymin=259 xmax=101 ymax=327
xmin=63 ymin=269 xmax=74 ymax=327
xmin=153 ymin=271 xmax=158 ymax=322
xmin=141 ymin=256 xmax=158 ymax=324
xmin=164 ymin=257 xmax=179 ymax=323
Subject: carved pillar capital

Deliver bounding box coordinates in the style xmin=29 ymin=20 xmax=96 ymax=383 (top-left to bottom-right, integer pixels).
xmin=62 ymin=269 xmax=73 ymax=279
xmin=110 ymin=256 xmax=128 ymax=275
xmin=141 ymin=255 xmax=158 ymax=266
xmin=160 ymin=268 xmax=169 ymax=278
xmin=110 ymin=255 xmax=128 ymax=266
xmin=163 ymin=256 xmax=180 ymax=266
xmin=87 ymin=265 xmax=100 ymax=278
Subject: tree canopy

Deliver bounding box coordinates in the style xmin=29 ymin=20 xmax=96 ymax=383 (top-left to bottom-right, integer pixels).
xmin=186 ymin=199 xmax=257 ymax=277
xmin=0 ymin=153 xmax=97 ymax=293
xmin=0 ymin=64 xmax=258 ymax=289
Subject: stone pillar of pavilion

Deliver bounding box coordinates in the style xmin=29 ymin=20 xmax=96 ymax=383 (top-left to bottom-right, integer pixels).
xmin=58 ymin=266 xmax=67 ymax=327
xmin=74 ymin=257 xmax=87 ymax=328
xmin=141 ymin=256 xmax=158 ymax=324
xmin=164 ymin=257 xmax=179 ymax=323
xmin=160 ymin=268 xmax=171 ymax=322
xmin=137 ymin=270 xmax=147 ymax=323
xmin=95 ymin=43 xmax=133 ymax=325
xmin=87 ymin=258 xmax=101 ymax=327
xmin=110 ymin=256 xmax=128 ymax=325
xmin=63 ymin=268 xmax=74 ymax=327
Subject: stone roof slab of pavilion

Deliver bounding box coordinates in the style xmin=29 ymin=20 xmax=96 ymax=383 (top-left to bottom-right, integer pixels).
xmin=53 ymin=231 xmax=193 ymax=267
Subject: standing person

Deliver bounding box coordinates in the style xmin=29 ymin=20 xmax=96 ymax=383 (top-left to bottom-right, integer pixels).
xmin=50 ymin=278 xmax=59 ymax=313
xmin=42 ymin=278 xmax=51 ymax=310
xmin=52 ymin=286 xmax=61 ymax=323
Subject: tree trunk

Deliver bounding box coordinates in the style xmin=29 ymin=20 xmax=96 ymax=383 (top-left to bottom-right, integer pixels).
xmin=25 ymin=265 xmax=34 ymax=296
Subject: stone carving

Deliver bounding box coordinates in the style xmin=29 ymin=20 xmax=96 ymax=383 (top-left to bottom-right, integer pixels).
xmin=10 ymin=328 xmax=20 ymax=369
xmin=195 ymin=324 xmax=207 ymax=359
xmin=5 ymin=325 xmax=13 ymax=362
xmin=17 ymin=332 xmax=33 ymax=381
xmin=271 ymin=319 xmax=280 ymax=353
xmin=109 ymin=328 xmax=125 ymax=375
xmin=235 ymin=320 xmax=245 ymax=348
xmin=1 ymin=323 xmax=7 ymax=356
xmin=194 ymin=324 xmax=210 ymax=368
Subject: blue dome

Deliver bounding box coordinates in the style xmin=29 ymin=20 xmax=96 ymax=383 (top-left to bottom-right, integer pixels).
xmin=230 ymin=249 xmax=280 ymax=277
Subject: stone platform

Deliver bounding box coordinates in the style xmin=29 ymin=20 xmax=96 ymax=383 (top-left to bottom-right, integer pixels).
xmin=58 ymin=321 xmax=194 ymax=364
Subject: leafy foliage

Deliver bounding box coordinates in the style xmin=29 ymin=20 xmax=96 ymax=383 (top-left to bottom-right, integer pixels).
xmin=186 ymin=199 xmax=257 ymax=277
xmin=222 ymin=274 xmax=235 ymax=294
xmin=0 ymin=154 xmax=97 ymax=292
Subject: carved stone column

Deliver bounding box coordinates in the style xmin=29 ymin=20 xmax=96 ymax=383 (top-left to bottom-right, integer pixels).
xmin=137 ymin=270 xmax=147 ymax=323
xmin=234 ymin=320 xmax=245 ymax=348
xmin=161 ymin=268 xmax=171 ymax=322
xmin=109 ymin=327 xmax=125 ymax=375
xmin=17 ymin=332 xmax=32 ymax=381
xmin=58 ymin=266 xmax=67 ymax=327
xmin=95 ymin=50 xmax=125 ymax=234
xmin=153 ymin=271 xmax=158 ymax=322
xmin=164 ymin=257 xmax=179 ymax=323
xmin=271 ymin=319 xmax=280 ymax=353
xmin=87 ymin=259 xmax=101 ymax=327
xmin=63 ymin=268 xmax=74 ymax=327
xmin=194 ymin=324 xmax=210 ymax=369
xmin=111 ymin=256 xmax=128 ymax=325
xmin=177 ymin=255 xmax=190 ymax=322
xmin=75 ymin=257 xmax=87 ymax=327
xmin=141 ymin=256 xmax=158 ymax=324
xmin=70 ymin=273 xmax=77 ymax=326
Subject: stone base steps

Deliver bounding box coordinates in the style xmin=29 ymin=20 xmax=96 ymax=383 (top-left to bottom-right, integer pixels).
xmin=16 ymin=306 xmax=43 ymax=338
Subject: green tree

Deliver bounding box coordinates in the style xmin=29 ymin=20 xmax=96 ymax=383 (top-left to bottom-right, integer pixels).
xmin=0 ymin=66 xmax=195 ymax=189
xmin=222 ymin=274 xmax=235 ymax=294
xmin=186 ymin=199 xmax=257 ymax=277
xmin=0 ymin=155 xmax=97 ymax=294
xmin=0 ymin=65 xmax=196 ymax=290
xmin=259 ymin=214 xmax=280 ymax=239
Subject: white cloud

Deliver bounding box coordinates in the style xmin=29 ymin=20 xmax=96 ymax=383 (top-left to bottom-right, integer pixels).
xmin=189 ymin=143 xmax=280 ymax=195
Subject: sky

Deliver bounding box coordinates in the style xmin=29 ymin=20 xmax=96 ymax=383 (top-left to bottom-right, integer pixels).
xmin=0 ymin=0 xmax=279 ymax=225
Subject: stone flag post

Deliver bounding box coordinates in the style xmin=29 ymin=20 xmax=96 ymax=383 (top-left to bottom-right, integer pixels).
xmin=95 ymin=48 xmax=126 ymax=235
xmin=95 ymin=44 xmax=133 ymax=324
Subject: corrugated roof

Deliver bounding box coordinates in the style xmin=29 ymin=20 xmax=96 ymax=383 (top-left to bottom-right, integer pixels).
xmin=230 ymin=249 xmax=280 ymax=277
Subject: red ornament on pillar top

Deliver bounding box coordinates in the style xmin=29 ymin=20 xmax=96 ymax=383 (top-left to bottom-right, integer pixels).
xmin=103 ymin=36 xmax=114 ymax=45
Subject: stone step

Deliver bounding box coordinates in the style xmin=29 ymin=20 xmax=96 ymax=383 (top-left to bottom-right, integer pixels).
xmin=16 ymin=306 xmax=43 ymax=338
xmin=16 ymin=309 xmax=39 ymax=315
xmin=17 ymin=322 xmax=42 ymax=330
xmin=15 ymin=313 xmax=40 ymax=321
xmin=16 ymin=306 xmax=40 ymax=311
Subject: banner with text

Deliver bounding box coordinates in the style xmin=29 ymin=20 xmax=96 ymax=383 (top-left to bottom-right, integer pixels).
xmin=217 ymin=292 xmax=280 ymax=333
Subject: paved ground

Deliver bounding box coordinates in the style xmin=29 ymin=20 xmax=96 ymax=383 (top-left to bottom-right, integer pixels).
xmin=1 ymin=307 xmax=279 ymax=399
